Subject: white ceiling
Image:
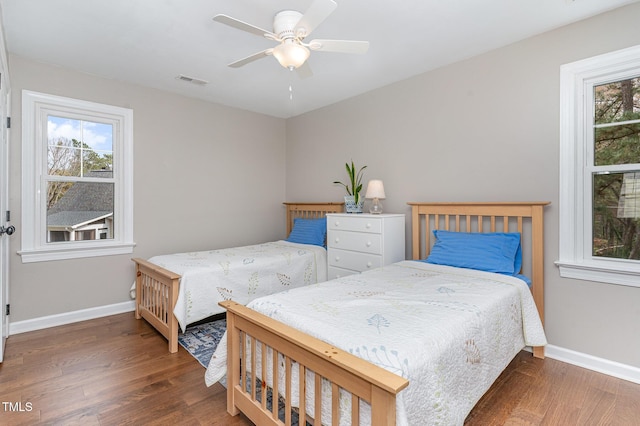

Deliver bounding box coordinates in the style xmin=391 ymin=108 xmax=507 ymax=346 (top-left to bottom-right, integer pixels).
xmin=1 ymin=0 xmax=637 ymax=118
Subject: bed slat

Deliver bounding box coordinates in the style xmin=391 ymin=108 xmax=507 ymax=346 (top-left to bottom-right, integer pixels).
xmin=315 ymin=372 xmax=322 ymax=425
xmin=331 ymin=382 xmax=340 ymax=425
xmin=299 ymin=364 xmax=307 ymax=424
xmin=272 ymin=347 xmax=279 ymax=420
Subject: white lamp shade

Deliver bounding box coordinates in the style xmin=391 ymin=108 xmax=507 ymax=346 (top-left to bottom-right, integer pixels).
xmin=273 ymin=40 xmax=310 ymax=69
xmin=365 ymin=180 xmax=386 ymax=199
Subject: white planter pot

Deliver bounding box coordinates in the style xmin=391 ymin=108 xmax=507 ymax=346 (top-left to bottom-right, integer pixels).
xmin=344 ymin=195 xmax=364 ymax=213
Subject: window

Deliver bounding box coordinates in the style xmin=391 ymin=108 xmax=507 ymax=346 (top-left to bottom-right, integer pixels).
xmin=20 ymin=91 xmax=134 ymax=262
xmin=557 ymin=45 xmax=640 ymax=287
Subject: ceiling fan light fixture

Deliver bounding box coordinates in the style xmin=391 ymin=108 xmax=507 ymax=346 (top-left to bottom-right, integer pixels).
xmin=273 ymin=40 xmax=310 ymax=69
xmin=214 ymin=0 xmax=366 ymax=73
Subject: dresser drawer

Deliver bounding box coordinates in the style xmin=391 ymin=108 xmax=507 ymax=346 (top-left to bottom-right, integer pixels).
xmin=327 ymin=230 xmax=382 ymax=254
xmin=328 ymin=266 xmax=358 ymax=280
xmin=328 ymin=248 xmax=382 ymax=272
xmin=327 ymin=216 xmax=382 ymax=233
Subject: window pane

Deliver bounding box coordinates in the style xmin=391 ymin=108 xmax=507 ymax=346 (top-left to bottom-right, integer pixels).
xmin=592 ymin=171 xmax=640 ymax=260
xmin=594 ymin=77 xmax=640 ymax=125
xmin=593 ymin=77 xmax=640 ymax=166
xmin=594 ymin=122 xmax=640 ymax=166
xmin=46 ymin=181 xmax=114 ymax=243
xmin=48 ymin=115 xmax=114 ymax=177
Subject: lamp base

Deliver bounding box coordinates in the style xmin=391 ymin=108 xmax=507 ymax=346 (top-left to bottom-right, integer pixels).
xmin=369 ymin=198 xmax=383 ymax=214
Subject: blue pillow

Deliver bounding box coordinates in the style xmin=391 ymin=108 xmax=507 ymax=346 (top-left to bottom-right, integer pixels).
xmin=424 ymin=230 xmax=523 ymax=276
xmin=285 ymin=217 xmax=327 ymax=247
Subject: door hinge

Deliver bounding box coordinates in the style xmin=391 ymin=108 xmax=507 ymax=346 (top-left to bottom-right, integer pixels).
xmin=6 ymin=117 xmax=10 ymax=129
xmin=5 ymin=211 xmax=9 ymax=222
xmin=5 ymin=304 xmax=9 ymax=316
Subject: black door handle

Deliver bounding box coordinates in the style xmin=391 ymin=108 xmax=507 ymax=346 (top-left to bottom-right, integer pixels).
xmin=0 ymin=225 xmax=15 ymax=236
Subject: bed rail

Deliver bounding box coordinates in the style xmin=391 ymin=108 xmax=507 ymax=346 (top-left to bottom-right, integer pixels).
xmin=221 ymin=300 xmax=409 ymax=426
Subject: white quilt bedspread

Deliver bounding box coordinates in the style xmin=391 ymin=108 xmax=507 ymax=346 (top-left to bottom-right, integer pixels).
xmin=205 ymin=260 xmax=546 ymax=426
xmin=147 ymin=240 xmax=327 ymax=331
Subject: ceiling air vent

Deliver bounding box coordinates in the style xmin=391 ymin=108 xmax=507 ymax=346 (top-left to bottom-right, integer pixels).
xmin=176 ymin=74 xmax=209 ymax=86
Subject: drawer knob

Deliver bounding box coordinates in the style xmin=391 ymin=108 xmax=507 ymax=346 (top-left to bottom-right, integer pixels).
xmin=334 ymin=221 xmax=340 ymax=227
xmin=366 ymin=262 xmax=372 ymax=268
xmin=335 ymin=237 xmax=340 ymax=243
xmin=366 ymin=241 xmax=372 ymax=247
xmin=366 ymin=223 xmax=371 ymax=229
xmin=335 ymin=256 xmax=340 ymax=262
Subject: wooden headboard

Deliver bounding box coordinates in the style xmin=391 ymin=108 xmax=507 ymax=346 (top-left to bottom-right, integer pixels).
xmin=407 ymin=202 xmax=550 ymax=358
xmin=283 ymin=202 xmax=345 ymax=236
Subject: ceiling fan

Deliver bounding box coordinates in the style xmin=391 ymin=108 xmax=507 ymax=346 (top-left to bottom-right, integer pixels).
xmin=212 ymin=0 xmax=369 ymax=78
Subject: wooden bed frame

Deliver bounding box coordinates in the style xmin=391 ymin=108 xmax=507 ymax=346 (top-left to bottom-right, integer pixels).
xmin=221 ymin=202 xmax=549 ymax=426
xmin=133 ymin=202 xmax=344 ymax=353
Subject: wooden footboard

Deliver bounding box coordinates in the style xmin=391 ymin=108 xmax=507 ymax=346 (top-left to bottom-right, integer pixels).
xmin=133 ymin=257 xmax=181 ymax=353
xmin=221 ymin=300 xmax=409 ymax=426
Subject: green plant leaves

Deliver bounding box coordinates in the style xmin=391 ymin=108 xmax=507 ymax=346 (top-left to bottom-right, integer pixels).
xmin=334 ymin=160 xmax=366 ymax=203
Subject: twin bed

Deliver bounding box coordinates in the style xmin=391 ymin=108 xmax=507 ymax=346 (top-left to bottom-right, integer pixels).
xmin=134 ymin=201 xmax=549 ymax=425
xmin=205 ymin=202 xmax=549 ymax=426
xmin=133 ymin=202 xmax=344 ymax=353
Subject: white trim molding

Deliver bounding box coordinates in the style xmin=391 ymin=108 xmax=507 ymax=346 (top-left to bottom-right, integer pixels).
xmin=20 ymin=90 xmax=135 ymax=263
xmin=557 ymin=44 xmax=640 ymax=287
xmin=9 ymin=300 xmax=135 ymax=335
xmin=545 ymin=344 xmax=640 ymax=385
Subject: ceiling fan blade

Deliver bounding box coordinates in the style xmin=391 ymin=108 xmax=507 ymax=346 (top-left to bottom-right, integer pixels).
xmin=228 ymin=49 xmax=273 ymax=68
xmin=213 ymin=14 xmax=278 ymax=40
xmin=308 ymin=39 xmax=369 ymax=54
xmin=295 ymin=62 xmax=313 ymax=79
xmin=294 ymin=0 xmax=337 ymax=38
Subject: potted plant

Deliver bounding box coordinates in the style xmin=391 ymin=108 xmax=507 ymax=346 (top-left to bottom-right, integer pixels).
xmin=333 ymin=160 xmax=367 ymax=213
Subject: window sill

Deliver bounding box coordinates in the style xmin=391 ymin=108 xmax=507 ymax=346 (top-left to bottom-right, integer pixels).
xmin=18 ymin=242 xmax=136 ymax=263
xmin=555 ymin=259 xmax=640 ymax=288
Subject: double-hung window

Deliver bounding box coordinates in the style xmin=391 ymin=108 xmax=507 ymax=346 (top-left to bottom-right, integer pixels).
xmin=20 ymin=91 xmax=134 ymax=262
xmin=557 ymin=45 xmax=640 ymax=287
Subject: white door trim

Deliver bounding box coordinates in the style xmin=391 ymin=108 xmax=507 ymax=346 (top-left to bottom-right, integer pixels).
xmin=0 ymin=12 xmax=12 ymax=363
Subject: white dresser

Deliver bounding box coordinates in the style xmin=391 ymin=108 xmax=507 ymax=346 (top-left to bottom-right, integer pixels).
xmin=326 ymin=213 xmax=405 ymax=280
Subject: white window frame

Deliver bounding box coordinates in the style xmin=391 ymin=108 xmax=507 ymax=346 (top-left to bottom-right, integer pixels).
xmin=557 ymin=45 xmax=640 ymax=287
xmin=20 ymin=91 xmax=134 ymax=262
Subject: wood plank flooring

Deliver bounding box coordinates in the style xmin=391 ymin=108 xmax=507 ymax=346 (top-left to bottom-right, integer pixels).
xmin=1 ymin=312 xmax=639 ymax=425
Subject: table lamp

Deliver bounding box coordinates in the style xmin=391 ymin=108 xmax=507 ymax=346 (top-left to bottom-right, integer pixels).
xmin=365 ymin=180 xmax=385 ymax=214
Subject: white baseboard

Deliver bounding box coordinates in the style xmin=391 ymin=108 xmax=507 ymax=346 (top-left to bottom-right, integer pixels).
xmin=545 ymin=344 xmax=640 ymax=385
xmin=8 ymin=300 xmax=135 ymax=335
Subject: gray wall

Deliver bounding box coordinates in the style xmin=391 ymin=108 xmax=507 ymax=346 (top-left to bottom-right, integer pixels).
xmin=8 ymin=55 xmax=287 ymax=322
xmin=285 ymin=3 xmax=640 ymax=368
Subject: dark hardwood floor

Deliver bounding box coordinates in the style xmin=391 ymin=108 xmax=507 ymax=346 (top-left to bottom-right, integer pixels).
xmin=1 ymin=312 xmax=639 ymax=425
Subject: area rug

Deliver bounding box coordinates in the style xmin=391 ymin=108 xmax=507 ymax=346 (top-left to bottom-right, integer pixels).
xmin=177 ymin=318 xmax=226 ymax=368
xmin=178 ymin=317 xmax=310 ymax=425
